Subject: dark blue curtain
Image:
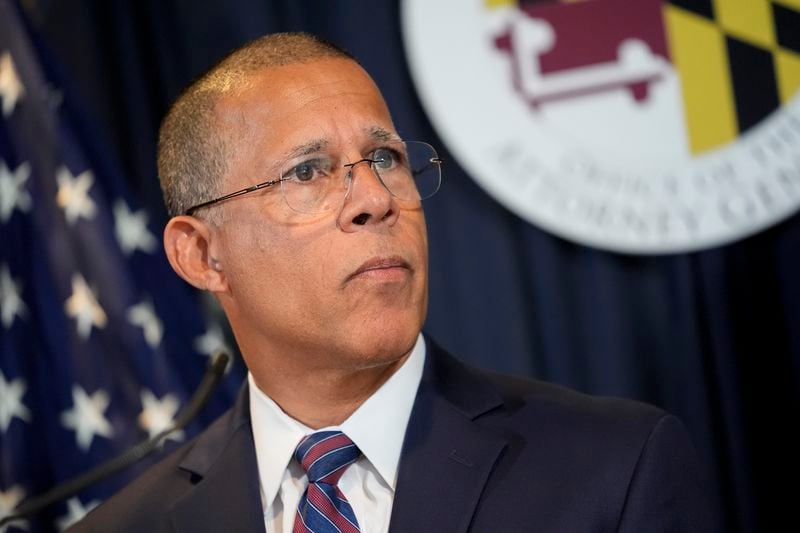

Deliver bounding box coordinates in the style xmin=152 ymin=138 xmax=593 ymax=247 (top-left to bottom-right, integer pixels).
xmin=31 ymin=1 xmax=800 ymax=531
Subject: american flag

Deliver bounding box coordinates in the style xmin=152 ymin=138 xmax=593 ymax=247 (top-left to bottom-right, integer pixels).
xmin=0 ymin=2 xmax=244 ymax=531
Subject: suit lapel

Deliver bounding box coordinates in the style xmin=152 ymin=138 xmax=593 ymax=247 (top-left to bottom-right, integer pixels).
xmin=168 ymin=384 xmax=266 ymax=532
xmin=165 ymin=342 xmax=506 ymax=533
xmin=389 ymin=342 xmax=508 ymax=533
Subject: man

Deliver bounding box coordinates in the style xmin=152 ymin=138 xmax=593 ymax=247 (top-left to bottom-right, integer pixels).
xmin=74 ymin=33 xmax=718 ymax=532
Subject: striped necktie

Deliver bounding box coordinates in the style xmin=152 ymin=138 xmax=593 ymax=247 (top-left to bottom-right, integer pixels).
xmin=293 ymin=430 xmax=362 ymax=533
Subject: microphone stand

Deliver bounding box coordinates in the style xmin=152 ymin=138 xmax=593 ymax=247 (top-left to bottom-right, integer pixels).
xmin=0 ymin=352 xmax=230 ymax=528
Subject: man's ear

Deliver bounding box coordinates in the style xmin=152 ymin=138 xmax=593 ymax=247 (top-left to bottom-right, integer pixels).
xmin=163 ymin=216 xmax=228 ymax=293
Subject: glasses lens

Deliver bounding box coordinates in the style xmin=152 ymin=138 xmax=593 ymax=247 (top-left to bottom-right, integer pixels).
xmin=279 ymin=141 xmax=442 ymax=214
xmin=279 ymin=156 xmax=344 ymax=214
xmin=376 ymin=141 xmax=442 ymax=202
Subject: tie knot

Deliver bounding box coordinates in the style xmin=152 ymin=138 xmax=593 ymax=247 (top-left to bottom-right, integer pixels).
xmin=294 ymin=430 xmax=361 ymax=484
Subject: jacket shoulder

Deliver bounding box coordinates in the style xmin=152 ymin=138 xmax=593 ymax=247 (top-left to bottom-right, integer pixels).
xmin=69 ymin=441 xmax=194 ymax=532
xmin=448 ymin=359 xmax=719 ymax=531
xmin=69 ymin=405 xmax=239 ymax=533
xmin=484 ymin=369 xmax=667 ymax=429
xmin=426 ymin=339 xmax=668 ymax=438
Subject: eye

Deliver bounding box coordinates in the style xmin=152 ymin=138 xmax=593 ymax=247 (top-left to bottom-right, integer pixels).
xmin=372 ymin=147 xmax=401 ymax=171
xmin=285 ymin=159 xmax=328 ymax=182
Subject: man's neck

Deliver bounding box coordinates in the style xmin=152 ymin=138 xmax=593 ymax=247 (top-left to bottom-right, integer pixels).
xmin=248 ymin=352 xmax=411 ymax=429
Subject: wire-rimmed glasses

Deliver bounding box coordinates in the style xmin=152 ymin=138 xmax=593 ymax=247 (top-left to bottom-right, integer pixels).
xmin=184 ymin=141 xmax=443 ymax=216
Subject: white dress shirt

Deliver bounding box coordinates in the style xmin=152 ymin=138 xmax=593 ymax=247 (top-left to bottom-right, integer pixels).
xmin=248 ymin=334 xmax=426 ymax=533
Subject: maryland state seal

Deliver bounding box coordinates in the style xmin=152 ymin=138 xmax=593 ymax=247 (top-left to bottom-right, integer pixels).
xmin=402 ymin=0 xmax=800 ymax=253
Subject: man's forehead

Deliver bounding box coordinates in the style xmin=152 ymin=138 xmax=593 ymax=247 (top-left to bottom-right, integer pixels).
xmin=211 ymin=58 xmax=399 ymax=187
xmin=220 ymin=58 xmax=381 ymax=105
xmin=213 ymin=59 xmax=392 ymax=131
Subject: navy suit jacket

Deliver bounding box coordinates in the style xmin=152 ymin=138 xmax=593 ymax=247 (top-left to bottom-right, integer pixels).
xmin=72 ymin=340 xmax=719 ymax=532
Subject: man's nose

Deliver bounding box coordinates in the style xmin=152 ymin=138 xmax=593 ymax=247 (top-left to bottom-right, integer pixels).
xmin=337 ymin=161 xmax=399 ymax=231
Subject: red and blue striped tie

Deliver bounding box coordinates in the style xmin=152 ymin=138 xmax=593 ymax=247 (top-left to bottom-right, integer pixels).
xmin=293 ymin=431 xmax=362 ymax=533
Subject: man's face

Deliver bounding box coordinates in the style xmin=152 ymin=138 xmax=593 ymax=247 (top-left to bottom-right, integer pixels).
xmin=208 ymin=58 xmax=428 ymax=372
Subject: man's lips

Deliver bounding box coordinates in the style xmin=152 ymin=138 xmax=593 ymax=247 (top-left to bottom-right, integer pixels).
xmin=346 ymin=256 xmax=412 ymax=283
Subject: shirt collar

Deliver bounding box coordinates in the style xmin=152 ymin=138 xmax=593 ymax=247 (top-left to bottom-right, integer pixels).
xmin=248 ymin=372 xmax=310 ymax=511
xmin=248 ymin=334 xmax=426 ymax=509
xmin=340 ymin=334 xmax=425 ymax=491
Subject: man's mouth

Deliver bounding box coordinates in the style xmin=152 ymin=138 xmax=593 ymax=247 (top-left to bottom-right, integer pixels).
xmin=346 ymin=256 xmax=412 ymax=283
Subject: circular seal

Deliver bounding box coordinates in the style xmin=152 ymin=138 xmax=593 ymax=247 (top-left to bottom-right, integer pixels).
xmin=401 ymin=0 xmax=800 ymax=253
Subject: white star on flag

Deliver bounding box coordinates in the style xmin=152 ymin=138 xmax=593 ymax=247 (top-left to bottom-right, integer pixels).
xmin=0 ymin=51 xmax=24 ymax=117
xmin=0 ymin=160 xmax=31 ymax=223
xmin=56 ymin=166 xmax=96 ymax=225
xmin=0 ymin=371 xmax=30 ymax=433
xmin=127 ymin=299 xmax=163 ymax=348
xmin=0 ymin=264 xmax=26 ymax=329
xmin=60 ymin=385 xmax=113 ymax=451
xmin=55 ymin=497 xmax=100 ymax=531
xmin=0 ymin=484 xmax=28 ymax=532
xmin=113 ymin=200 xmax=157 ymax=255
xmin=194 ymin=323 xmax=232 ymax=367
xmin=64 ymin=273 xmax=107 ymax=339
xmin=138 ymin=389 xmax=183 ymax=442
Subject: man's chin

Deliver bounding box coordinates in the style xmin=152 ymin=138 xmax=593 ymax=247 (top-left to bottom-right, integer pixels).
xmin=341 ymin=325 xmax=420 ymax=369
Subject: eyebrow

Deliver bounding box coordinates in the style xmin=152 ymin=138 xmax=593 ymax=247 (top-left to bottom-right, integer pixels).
xmin=280 ymin=139 xmax=329 ymax=162
xmin=275 ymin=126 xmax=400 ymax=167
xmin=366 ymin=126 xmax=400 ymax=143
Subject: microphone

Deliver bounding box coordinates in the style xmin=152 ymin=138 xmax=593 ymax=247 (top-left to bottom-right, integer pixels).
xmin=0 ymin=352 xmax=230 ymax=528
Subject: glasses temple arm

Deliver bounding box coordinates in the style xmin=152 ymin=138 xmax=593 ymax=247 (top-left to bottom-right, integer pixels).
xmin=184 ymin=179 xmax=282 ymax=216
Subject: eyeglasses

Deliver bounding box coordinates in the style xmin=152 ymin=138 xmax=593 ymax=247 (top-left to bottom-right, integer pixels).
xmin=184 ymin=140 xmax=443 ymax=216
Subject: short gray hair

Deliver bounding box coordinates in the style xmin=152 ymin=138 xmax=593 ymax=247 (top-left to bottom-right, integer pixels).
xmin=157 ymin=32 xmax=354 ymax=219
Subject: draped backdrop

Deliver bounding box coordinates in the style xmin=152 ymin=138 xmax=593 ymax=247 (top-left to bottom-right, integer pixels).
xmin=0 ymin=0 xmax=797 ymax=531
